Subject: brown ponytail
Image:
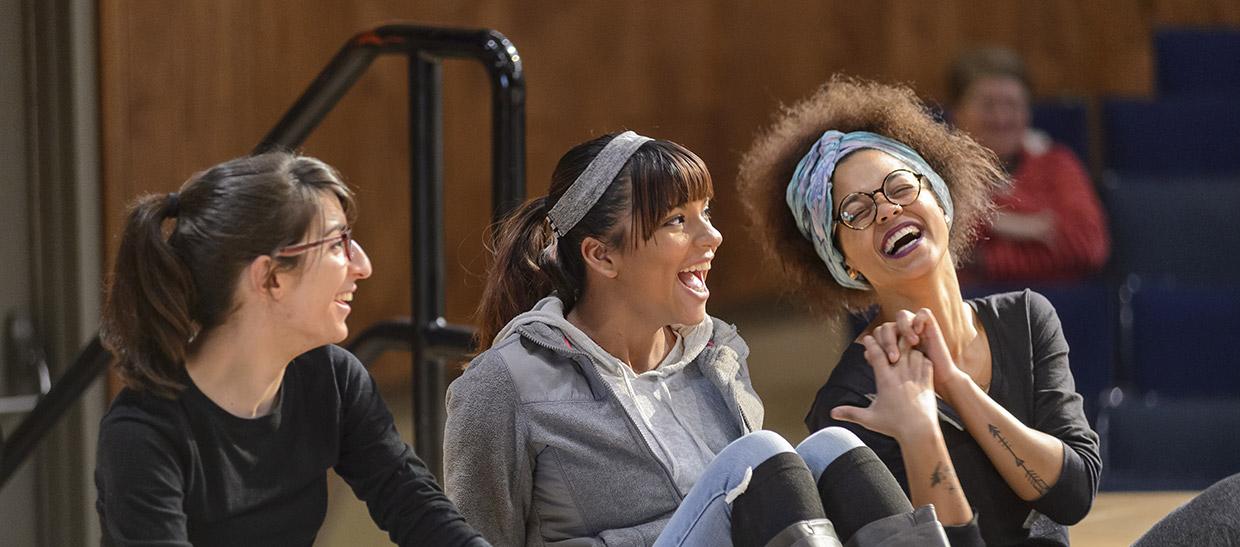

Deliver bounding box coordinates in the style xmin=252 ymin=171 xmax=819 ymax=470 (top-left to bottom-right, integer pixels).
xmin=472 ymin=133 xmax=713 ymax=352
xmin=101 ymin=193 xmax=196 ymax=396
xmin=473 ymin=196 xmax=556 ymax=348
xmin=101 ymin=151 xmax=356 ymax=398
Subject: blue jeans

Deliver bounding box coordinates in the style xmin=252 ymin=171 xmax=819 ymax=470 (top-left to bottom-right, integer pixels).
xmin=652 ymin=428 xmax=864 ymax=547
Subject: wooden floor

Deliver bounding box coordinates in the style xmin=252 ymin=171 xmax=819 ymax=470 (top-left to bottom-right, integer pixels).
xmin=1072 ymin=491 xmax=1197 ymax=546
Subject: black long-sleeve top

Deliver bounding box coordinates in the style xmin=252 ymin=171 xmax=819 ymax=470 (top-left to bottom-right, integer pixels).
xmin=806 ymin=290 xmax=1101 ymax=546
xmin=95 ymin=345 xmax=487 ymax=547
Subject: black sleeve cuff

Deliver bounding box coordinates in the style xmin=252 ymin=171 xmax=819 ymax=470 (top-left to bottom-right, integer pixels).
xmin=1029 ymin=440 xmax=1094 ymax=524
xmin=942 ymin=510 xmax=984 ymax=547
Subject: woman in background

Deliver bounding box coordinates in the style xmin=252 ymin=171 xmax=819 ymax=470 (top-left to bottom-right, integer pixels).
xmin=948 ymin=47 xmax=1110 ymax=283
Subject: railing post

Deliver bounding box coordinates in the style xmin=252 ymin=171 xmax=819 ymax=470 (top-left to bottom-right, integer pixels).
xmin=409 ymin=52 xmax=449 ymax=476
xmin=486 ymin=34 xmax=526 ymax=218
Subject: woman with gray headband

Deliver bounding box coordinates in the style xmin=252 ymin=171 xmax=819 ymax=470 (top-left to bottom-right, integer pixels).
xmin=445 ymin=132 xmax=963 ymax=546
xmin=738 ymin=77 xmax=1101 ymax=546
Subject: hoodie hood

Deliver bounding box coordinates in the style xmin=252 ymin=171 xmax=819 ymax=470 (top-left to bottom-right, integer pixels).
xmin=492 ymin=296 xmax=715 ymax=378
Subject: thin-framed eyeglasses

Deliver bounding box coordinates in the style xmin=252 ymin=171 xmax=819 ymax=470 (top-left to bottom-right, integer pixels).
xmin=275 ymin=228 xmax=354 ymax=261
xmin=834 ymin=169 xmax=926 ymax=230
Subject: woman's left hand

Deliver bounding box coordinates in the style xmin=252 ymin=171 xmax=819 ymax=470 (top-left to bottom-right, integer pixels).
xmin=831 ymin=334 xmax=939 ymax=443
xmin=842 ymin=322 xmax=979 ymax=528
xmin=871 ymin=309 xmax=969 ymax=397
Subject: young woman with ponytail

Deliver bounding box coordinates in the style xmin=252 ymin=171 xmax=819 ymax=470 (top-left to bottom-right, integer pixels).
xmin=95 ymin=152 xmax=487 ymax=546
xmin=445 ymin=132 xmax=975 ymax=546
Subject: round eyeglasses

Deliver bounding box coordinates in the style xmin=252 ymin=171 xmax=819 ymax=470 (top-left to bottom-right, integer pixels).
xmin=275 ymin=228 xmax=356 ymax=261
xmin=835 ymin=169 xmax=925 ymax=230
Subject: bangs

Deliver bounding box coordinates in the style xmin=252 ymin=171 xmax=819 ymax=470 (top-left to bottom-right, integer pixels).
xmin=276 ymin=157 xmax=357 ymax=266
xmin=288 ymin=156 xmax=357 ymax=226
xmin=625 ymin=141 xmax=714 ymax=245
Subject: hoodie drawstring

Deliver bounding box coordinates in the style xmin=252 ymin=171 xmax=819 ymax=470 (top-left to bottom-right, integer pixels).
xmin=622 ymin=369 xmax=687 ymax=482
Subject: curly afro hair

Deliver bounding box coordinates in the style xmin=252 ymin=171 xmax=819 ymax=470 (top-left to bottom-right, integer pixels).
xmin=736 ymin=76 xmax=1007 ymax=319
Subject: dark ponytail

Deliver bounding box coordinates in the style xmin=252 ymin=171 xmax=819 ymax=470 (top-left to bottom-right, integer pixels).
xmin=101 ymin=193 xmax=196 ymax=396
xmin=101 ymin=151 xmax=356 ymax=398
xmin=472 ymin=133 xmax=714 ymax=352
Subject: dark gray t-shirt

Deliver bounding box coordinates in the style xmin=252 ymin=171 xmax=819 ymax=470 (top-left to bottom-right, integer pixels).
xmin=95 ymin=345 xmax=486 ymax=547
xmin=806 ymin=290 xmax=1102 ymax=546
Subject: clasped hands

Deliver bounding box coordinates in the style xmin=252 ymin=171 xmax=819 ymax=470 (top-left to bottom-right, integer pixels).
xmin=830 ymin=309 xmax=968 ymax=443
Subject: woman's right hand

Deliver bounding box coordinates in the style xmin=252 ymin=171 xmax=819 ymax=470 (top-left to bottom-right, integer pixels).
xmin=834 ymin=331 xmax=977 ymax=530
xmin=871 ymin=309 xmax=970 ymax=400
xmin=830 ymin=334 xmax=940 ymax=443
xmin=991 ymin=210 xmax=1057 ymax=245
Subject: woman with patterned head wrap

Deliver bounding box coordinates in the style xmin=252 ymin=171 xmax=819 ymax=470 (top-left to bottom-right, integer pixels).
xmin=738 ymin=77 xmax=1101 ymax=546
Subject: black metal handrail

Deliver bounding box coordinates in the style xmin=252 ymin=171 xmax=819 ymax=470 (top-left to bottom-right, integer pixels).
xmin=0 ymin=314 xmax=54 ymax=416
xmin=0 ymin=337 xmax=110 ymax=488
xmin=344 ymin=318 xmax=473 ymax=366
xmin=255 ymin=24 xmax=526 ymax=476
xmin=0 ymin=23 xmax=525 ymax=489
xmin=254 ymin=24 xmax=526 ymax=218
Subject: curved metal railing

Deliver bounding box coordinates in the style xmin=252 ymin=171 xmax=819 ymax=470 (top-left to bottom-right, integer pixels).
xmin=0 ymin=23 xmax=525 ymax=489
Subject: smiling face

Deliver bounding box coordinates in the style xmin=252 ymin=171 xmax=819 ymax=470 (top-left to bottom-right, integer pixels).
xmin=609 ymin=198 xmax=721 ymax=327
xmin=953 ymin=75 xmax=1030 ymax=161
xmin=274 ymin=192 xmax=373 ymax=348
xmin=832 ymin=149 xmax=952 ymax=288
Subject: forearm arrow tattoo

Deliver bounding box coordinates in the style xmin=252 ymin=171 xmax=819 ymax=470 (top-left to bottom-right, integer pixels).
xmin=988 ymin=424 xmax=1050 ymax=495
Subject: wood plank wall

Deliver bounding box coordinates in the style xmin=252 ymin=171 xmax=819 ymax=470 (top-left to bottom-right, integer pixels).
xmin=100 ymin=1 xmax=1240 ymax=388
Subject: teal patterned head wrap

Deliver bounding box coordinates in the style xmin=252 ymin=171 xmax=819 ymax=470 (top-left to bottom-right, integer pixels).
xmin=785 ymin=130 xmax=954 ymax=290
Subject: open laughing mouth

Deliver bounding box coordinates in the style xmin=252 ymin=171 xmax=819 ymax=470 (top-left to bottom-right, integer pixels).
xmin=334 ymin=291 xmax=354 ymax=309
xmin=881 ymin=222 xmax=924 ymax=259
xmin=677 ymin=262 xmax=710 ymax=297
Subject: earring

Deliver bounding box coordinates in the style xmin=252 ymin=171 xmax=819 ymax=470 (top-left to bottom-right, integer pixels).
xmin=847 ymin=267 xmax=866 ymax=282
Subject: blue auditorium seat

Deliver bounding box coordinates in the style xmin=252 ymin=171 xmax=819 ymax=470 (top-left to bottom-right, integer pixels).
xmin=1126 ymin=282 xmax=1240 ymax=399
xmin=1100 ymin=174 xmax=1240 ymax=282
xmin=1099 ymin=175 xmax=1240 ymax=490
xmin=1155 ymin=28 xmax=1240 ymax=98
xmin=1099 ymin=396 xmax=1240 ymax=490
xmin=1031 ymin=98 xmax=1091 ymax=167
xmin=1101 ymin=97 xmax=1240 ymax=176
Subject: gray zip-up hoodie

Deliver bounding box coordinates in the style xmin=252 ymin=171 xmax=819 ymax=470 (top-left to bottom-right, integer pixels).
xmin=444 ymin=303 xmax=762 ymax=547
xmin=493 ymin=297 xmax=732 ymax=495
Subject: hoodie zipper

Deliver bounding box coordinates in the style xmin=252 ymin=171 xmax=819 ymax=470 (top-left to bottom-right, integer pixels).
xmin=516 ymin=327 xmax=684 ymax=498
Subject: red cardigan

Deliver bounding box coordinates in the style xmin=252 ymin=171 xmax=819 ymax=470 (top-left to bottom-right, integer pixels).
xmin=970 ymin=136 xmax=1110 ymax=282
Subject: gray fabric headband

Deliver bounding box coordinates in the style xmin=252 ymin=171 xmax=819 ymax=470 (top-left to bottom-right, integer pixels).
xmin=547 ymin=131 xmax=653 ymax=238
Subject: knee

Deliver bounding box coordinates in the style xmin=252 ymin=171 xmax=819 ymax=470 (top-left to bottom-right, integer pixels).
xmin=717 ymin=430 xmax=796 ymax=468
xmin=797 ymin=427 xmax=865 ymax=481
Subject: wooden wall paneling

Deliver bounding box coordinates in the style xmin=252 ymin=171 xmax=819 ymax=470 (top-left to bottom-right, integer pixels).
xmin=102 ymin=1 xmax=1240 ymax=392
xmin=1151 ymin=0 xmax=1240 ymax=25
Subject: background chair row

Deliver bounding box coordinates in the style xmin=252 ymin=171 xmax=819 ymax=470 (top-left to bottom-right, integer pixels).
xmin=977 ymin=27 xmax=1240 ymax=491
